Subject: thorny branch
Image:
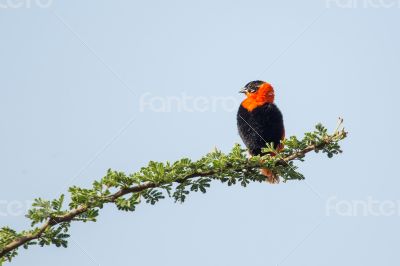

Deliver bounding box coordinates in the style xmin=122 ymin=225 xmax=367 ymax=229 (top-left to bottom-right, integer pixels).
xmin=0 ymin=120 xmax=347 ymax=264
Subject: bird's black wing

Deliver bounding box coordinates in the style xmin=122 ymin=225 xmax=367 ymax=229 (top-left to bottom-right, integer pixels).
xmin=237 ymin=103 xmax=284 ymax=155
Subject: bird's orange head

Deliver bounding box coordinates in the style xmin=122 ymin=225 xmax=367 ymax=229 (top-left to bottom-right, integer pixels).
xmin=240 ymin=80 xmax=275 ymax=112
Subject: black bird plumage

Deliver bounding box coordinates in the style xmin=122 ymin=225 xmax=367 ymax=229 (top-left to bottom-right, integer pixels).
xmin=237 ymin=81 xmax=285 ymax=156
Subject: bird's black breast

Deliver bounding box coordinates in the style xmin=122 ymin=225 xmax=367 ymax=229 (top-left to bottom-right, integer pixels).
xmin=237 ymin=103 xmax=284 ymax=155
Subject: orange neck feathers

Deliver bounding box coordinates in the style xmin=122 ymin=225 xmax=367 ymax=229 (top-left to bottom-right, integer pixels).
xmin=241 ymin=83 xmax=275 ymax=112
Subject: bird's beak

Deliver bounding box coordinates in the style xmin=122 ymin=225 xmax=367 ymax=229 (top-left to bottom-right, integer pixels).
xmin=239 ymin=88 xmax=248 ymax=94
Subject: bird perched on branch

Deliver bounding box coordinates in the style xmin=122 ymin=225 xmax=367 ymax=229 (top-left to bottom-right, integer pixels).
xmin=237 ymin=81 xmax=285 ymax=184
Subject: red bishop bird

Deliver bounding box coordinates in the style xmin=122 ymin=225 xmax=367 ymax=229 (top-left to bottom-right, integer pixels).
xmin=237 ymin=80 xmax=285 ymax=184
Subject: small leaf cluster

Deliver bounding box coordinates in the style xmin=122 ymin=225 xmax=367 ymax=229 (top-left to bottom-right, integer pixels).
xmin=26 ymin=195 xmax=66 ymax=226
xmin=0 ymin=228 xmax=18 ymax=264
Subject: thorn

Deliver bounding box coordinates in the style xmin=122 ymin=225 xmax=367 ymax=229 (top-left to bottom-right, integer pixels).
xmin=333 ymin=117 xmax=344 ymax=135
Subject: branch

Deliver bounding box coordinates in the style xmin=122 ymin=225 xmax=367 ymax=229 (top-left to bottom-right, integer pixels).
xmin=0 ymin=121 xmax=347 ymax=264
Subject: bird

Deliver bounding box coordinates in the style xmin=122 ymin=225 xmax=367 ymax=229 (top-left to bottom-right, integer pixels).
xmin=237 ymin=80 xmax=285 ymax=184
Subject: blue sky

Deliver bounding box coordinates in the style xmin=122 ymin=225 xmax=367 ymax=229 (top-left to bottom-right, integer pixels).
xmin=1 ymin=0 xmax=400 ymax=265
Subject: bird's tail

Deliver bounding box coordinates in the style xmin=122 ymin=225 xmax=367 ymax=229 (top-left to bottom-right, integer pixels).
xmin=261 ymin=168 xmax=279 ymax=184
xmin=261 ymin=142 xmax=285 ymax=184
